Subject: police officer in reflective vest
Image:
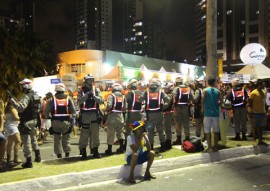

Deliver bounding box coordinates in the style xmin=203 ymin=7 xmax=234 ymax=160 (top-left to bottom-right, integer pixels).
xmin=162 ymin=82 xmax=174 ymax=150
xmin=77 ymin=74 xmax=103 ymax=159
xmin=172 ymin=77 xmax=194 ymax=145
xmin=44 ymin=83 xmax=76 ymax=158
xmin=9 ymin=78 xmax=41 ymax=168
xmin=125 ymin=79 xmax=143 ymax=145
xmin=226 ymin=78 xmax=248 ymax=140
xmin=142 ymin=78 xmax=168 ymax=152
xmin=105 ymin=83 xmax=127 ymax=155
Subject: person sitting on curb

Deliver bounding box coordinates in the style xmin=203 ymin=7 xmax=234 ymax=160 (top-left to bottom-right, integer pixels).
xmin=125 ymin=121 xmax=156 ymax=184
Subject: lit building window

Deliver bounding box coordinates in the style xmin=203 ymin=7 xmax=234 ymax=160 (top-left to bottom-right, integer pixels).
xmin=256 ymin=11 xmax=259 ymax=14
xmin=201 ymin=15 xmax=206 ymax=20
xmin=135 ymin=32 xmax=142 ymax=36
xmin=226 ymin=10 xmax=232 ymax=15
xmin=240 ymin=20 xmax=245 ymax=25
xmin=134 ymin=22 xmax=143 ymax=26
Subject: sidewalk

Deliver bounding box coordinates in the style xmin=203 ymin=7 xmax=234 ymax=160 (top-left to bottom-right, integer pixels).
xmin=0 ymin=143 xmax=269 ymax=191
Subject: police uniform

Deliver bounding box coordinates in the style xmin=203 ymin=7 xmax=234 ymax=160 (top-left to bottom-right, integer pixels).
xmin=162 ymin=86 xmax=174 ymax=150
xmin=10 ymin=89 xmax=41 ymax=167
xmin=105 ymin=86 xmax=126 ymax=155
xmin=44 ymin=90 xmax=76 ymax=158
xmin=142 ymin=80 xmax=169 ymax=152
xmin=173 ymin=82 xmax=194 ymax=144
xmin=226 ymin=81 xmax=248 ymax=140
xmin=125 ymin=89 xmax=143 ymax=137
xmin=77 ymin=85 xmax=103 ymax=159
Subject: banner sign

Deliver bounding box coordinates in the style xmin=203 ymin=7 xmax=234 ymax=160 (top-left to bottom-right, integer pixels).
xmin=50 ymin=79 xmax=61 ymax=84
xmin=220 ymin=74 xmax=250 ymax=83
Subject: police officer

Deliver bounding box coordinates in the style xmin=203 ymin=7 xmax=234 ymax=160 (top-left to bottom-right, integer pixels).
xmin=193 ymin=79 xmax=204 ymax=138
xmin=125 ymin=79 xmax=143 ymax=145
xmin=9 ymin=78 xmax=41 ymax=168
xmin=172 ymin=77 xmax=194 ymax=145
xmin=77 ymin=74 xmax=103 ymax=160
xmin=162 ymin=82 xmax=174 ymax=150
xmin=142 ymin=78 xmax=168 ymax=152
xmin=105 ymin=83 xmax=126 ymax=155
xmin=226 ymin=78 xmax=248 ymax=140
xmin=44 ymin=83 xmax=76 ymax=158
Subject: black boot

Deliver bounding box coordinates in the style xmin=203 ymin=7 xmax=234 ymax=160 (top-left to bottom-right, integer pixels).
xmin=22 ymin=157 xmax=33 ymax=168
xmin=80 ymin=148 xmax=87 ymax=160
xmin=65 ymin=153 xmax=70 ymax=158
xmin=165 ymin=140 xmax=172 ymax=150
xmin=105 ymin=145 xmax=113 ymax=155
xmin=232 ymin=133 xmax=241 ymax=141
xmin=242 ymin=132 xmax=247 ymax=140
xmin=57 ymin=154 xmax=62 ymax=158
xmin=7 ymin=154 xmax=11 ymax=165
xmin=34 ymin=150 xmax=41 ymax=162
xmin=92 ymin=147 xmax=102 ymax=159
xmin=159 ymin=142 xmax=167 ymax=153
xmin=173 ymin=136 xmax=182 ymax=145
xmin=116 ymin=139 xmax=124 ymax=154
xmin=90 ymin=148 xmax=94 ymax=154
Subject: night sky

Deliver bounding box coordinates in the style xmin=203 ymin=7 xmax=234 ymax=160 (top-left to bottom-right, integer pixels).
xmin=35 ymin=0 xmax=196 ymax=62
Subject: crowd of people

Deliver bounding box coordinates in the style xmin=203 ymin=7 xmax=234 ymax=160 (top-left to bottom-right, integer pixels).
xmin=0 ymin=74 xmax=269 ymax=183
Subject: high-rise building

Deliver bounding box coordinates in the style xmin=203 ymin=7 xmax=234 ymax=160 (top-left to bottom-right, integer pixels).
xmin=195 ymin=0 xmax=269 ymax=66
xmin=0 ymin=0 xmax=35 ymax=32
xmin=76 ymin=0 xmax=112 ymax=51
xmin=122 ymin=0 xmax=166 ymax=59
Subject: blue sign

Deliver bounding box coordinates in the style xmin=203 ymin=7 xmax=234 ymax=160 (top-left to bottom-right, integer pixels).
xmin=50 ymin=79 xmax=61 ymax=84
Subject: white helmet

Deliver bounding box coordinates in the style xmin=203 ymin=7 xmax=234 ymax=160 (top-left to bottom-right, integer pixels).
xmin=55 ymin=83 xmax=66 ymax=92
xmin=175 ymin=77 xmax=183 ymax=84
xmin=231 ymin=78 xmax=241 ymax=86
xmin=195 ymin=78 xmax=204 ymax=87
xmin=149 ymin=78 xmax=161 ymax=89
xmin=112 ymin=83 xmax=123 ymax=92
xmin=164 ymin=82 xmax=174 ymax=92
xmin=127 ymin=78 xmax=138 ymax=89
xmin=84 ymin=74 xmax=94 ymax=80
xmin=19 ymin=78 xmax=33 ymax=90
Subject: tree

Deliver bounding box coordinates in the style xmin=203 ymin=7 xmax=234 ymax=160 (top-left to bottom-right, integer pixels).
xmin=0 ymin=28 xmax=59 ymax=97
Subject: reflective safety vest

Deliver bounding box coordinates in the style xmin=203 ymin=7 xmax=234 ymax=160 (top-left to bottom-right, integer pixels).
xmin=146 ymin=90 xmax=162 ymax=111
xmin=111 ymin=94 xmax=125 ymax=112
xmin=80 ymin=86 xmax=98 ymax=111
xmin=232 ymin=88 xmax=245 ymax=106
xmin=175 ymin=87 xmax=190 ymax=105
xmin=53 ymin=96 xmax=69 ymax=120
xmin=127 ymin=90 xmax=142 ymax=112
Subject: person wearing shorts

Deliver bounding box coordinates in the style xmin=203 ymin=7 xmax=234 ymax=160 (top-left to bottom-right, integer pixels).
xmin=125 ymin=121 xmax=156 ymax=184
xmin=202 ymin=77 xmax=221 ymax=152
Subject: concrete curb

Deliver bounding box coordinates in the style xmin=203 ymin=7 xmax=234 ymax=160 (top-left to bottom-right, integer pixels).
xmin=0 ymin=145 xmax=269 ymax=191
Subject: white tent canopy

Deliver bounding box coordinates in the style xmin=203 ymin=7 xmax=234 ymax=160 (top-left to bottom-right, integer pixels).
xmin=235 ymin=63 xmax=270 ymax=79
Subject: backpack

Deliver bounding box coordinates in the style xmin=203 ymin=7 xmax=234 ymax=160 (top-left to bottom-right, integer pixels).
xmin=182 ymin=140 xmax=196 ymax=153
xmin=182 ymin=136 xmax=204 ymax=153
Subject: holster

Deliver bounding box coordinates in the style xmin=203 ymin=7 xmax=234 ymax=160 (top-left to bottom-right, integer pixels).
xmin=19 ymin=122 xmax=31 ymax=135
